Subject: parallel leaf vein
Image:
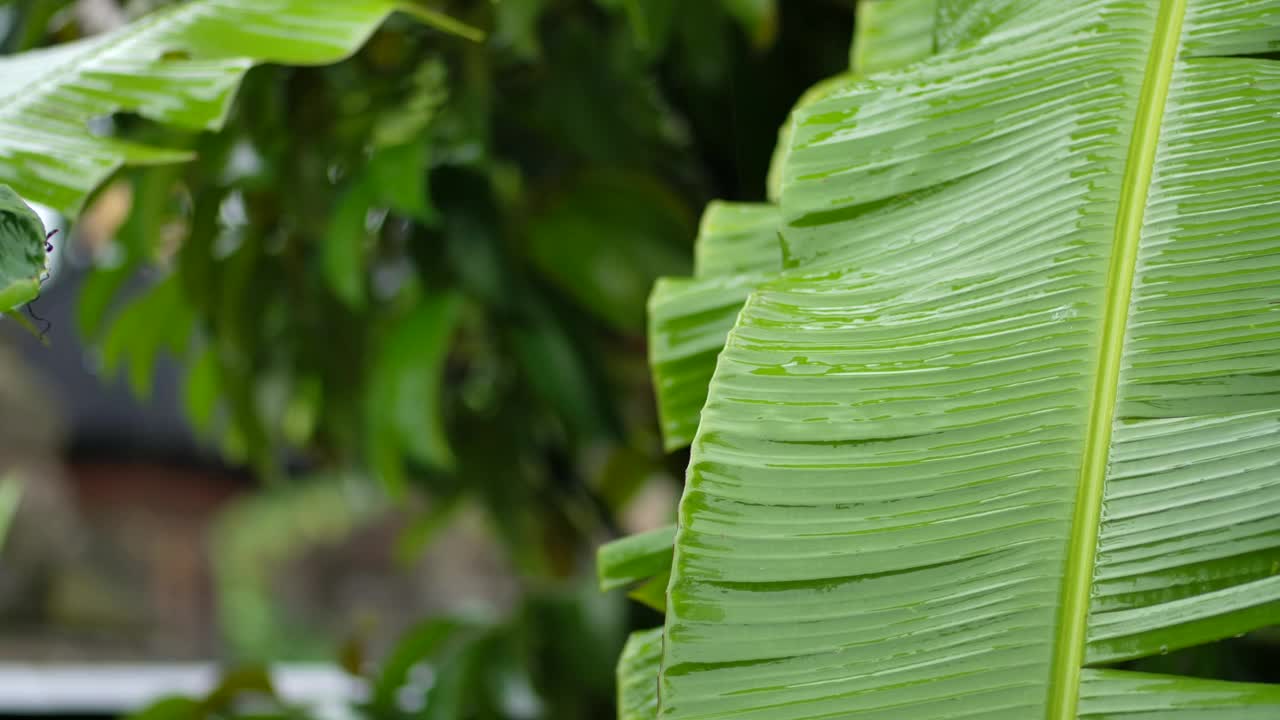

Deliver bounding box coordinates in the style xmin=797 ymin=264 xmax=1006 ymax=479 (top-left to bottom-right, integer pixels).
xmin=1048 ymin=0 xmax=1188 ymax=717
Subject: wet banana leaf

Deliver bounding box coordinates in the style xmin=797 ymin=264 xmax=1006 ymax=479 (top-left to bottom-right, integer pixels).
xmin=621 ymin=0 xmax=1280 ymax=718
xmin=0 ymin=0 xmax=477 ymax=215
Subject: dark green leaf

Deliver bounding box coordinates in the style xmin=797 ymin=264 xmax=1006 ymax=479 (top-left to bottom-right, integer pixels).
xmin=370 ymin=617 xmax=472 ymax=713
xmin=527 ymin=173 xmax=691 ymax=333
xmin=0 ymin=184 xmax=47 ymax=314
xmin=366 ymin=291 xmax=461 ymax=495
xmin=323 ymin=186 xmax=373 ymax=309
xmin=0 ymin=0 xmax=474 ymax=215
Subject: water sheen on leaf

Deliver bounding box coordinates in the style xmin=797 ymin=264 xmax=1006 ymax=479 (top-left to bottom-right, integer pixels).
xmin=623 ymin=1 xmax=1280 ymax=719
xmin=0 ymin=0 xmax=477 ymax=215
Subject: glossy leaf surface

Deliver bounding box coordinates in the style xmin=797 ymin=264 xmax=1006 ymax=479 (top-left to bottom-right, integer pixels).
xmin=0 ymin=0 xmax=473 ymax=215
xmin=1079 ymin=669 xmax=1280 ymax=718
xmin=649 ymin=202 xmax=780 ymax=449
xmin=651 ymin=0 xmax=941 ymax=451
xmin=643 ymin=0 xmax=1280 ymax=718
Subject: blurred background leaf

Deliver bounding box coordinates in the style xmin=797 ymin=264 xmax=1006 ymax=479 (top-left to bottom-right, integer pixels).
xmin=0 ymin=473 xmax=19 ymax=552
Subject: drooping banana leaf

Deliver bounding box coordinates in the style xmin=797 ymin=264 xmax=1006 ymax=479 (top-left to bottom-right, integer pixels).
xmin=649 ymin=0 xmax=939 ymax=451
xmin=0 ymin=0 xmax=478 ymax=216
xmin=649 ymin=202 xmax=781 ymax=449
xmin=0 ymin=184 xmax=48 ymax=313
xmin=628 ymin=0 xmax=1280 ymax=718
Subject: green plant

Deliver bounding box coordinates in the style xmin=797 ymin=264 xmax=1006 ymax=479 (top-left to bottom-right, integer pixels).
xmin=0 ymin=0 xmax=845 ymax=580
xmin=0 ymin=0 xmax=849 ymax=551
xmin=0 ymin=185 xmax=49 ymax=316
xmin=0 ymin=473 xmax=20 ymax=552
xmin=1 ymin=2 xmax=864 ymax=718
xmin=0 ymin=0 xmax=475 ymax=215
xmin=604 ymin=0 xmax=1280 ymax=718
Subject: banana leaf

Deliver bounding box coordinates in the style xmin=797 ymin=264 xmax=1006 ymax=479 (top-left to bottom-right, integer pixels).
xmin=0 ymin=0 xmax=477 ymax=215
xmin=620 ymin=0 xmax=1280 ymax=718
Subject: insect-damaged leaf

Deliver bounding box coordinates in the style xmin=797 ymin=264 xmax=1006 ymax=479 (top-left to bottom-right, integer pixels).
xmin=0 ymin=185 xmax=48 ymax=314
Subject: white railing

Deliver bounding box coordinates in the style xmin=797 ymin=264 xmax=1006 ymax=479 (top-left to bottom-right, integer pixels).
xmin=0 ymin=663 xmax=361 ymax=716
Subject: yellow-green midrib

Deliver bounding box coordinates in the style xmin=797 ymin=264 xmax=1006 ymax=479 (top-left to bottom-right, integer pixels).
xmin=1047 ymin=0 xmax=1189 ymax=718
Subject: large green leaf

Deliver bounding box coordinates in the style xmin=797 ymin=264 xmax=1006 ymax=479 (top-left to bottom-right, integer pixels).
xmin=650 ymin=0 xmax=939 ymax=450
xmin=634 ymin=0 xmax=1280 ymax=718
xmin=0 ymin=184 xmax=47 ymax=313
xmin=649 ymin=202 xmax=780 ymax=449
xmin=0 ymin=0 xmax=476 ymax=215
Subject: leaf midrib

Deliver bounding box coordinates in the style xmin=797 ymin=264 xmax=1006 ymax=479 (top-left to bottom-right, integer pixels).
xmin=1047 ymin=1 xmax=1188 ymax=718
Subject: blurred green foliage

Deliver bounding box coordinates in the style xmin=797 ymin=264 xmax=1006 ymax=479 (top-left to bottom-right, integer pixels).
xmin=0 ymin=0 xmax=855 ymax=717
xmin=0 ymin=473 xmax=19 ymax=552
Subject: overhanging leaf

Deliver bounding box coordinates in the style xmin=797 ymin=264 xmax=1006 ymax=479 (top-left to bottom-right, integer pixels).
xmin=641 ymin=1 xmax=1280 ymax=719
xmin=0 ymin=0 xmax=478 ymax=216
